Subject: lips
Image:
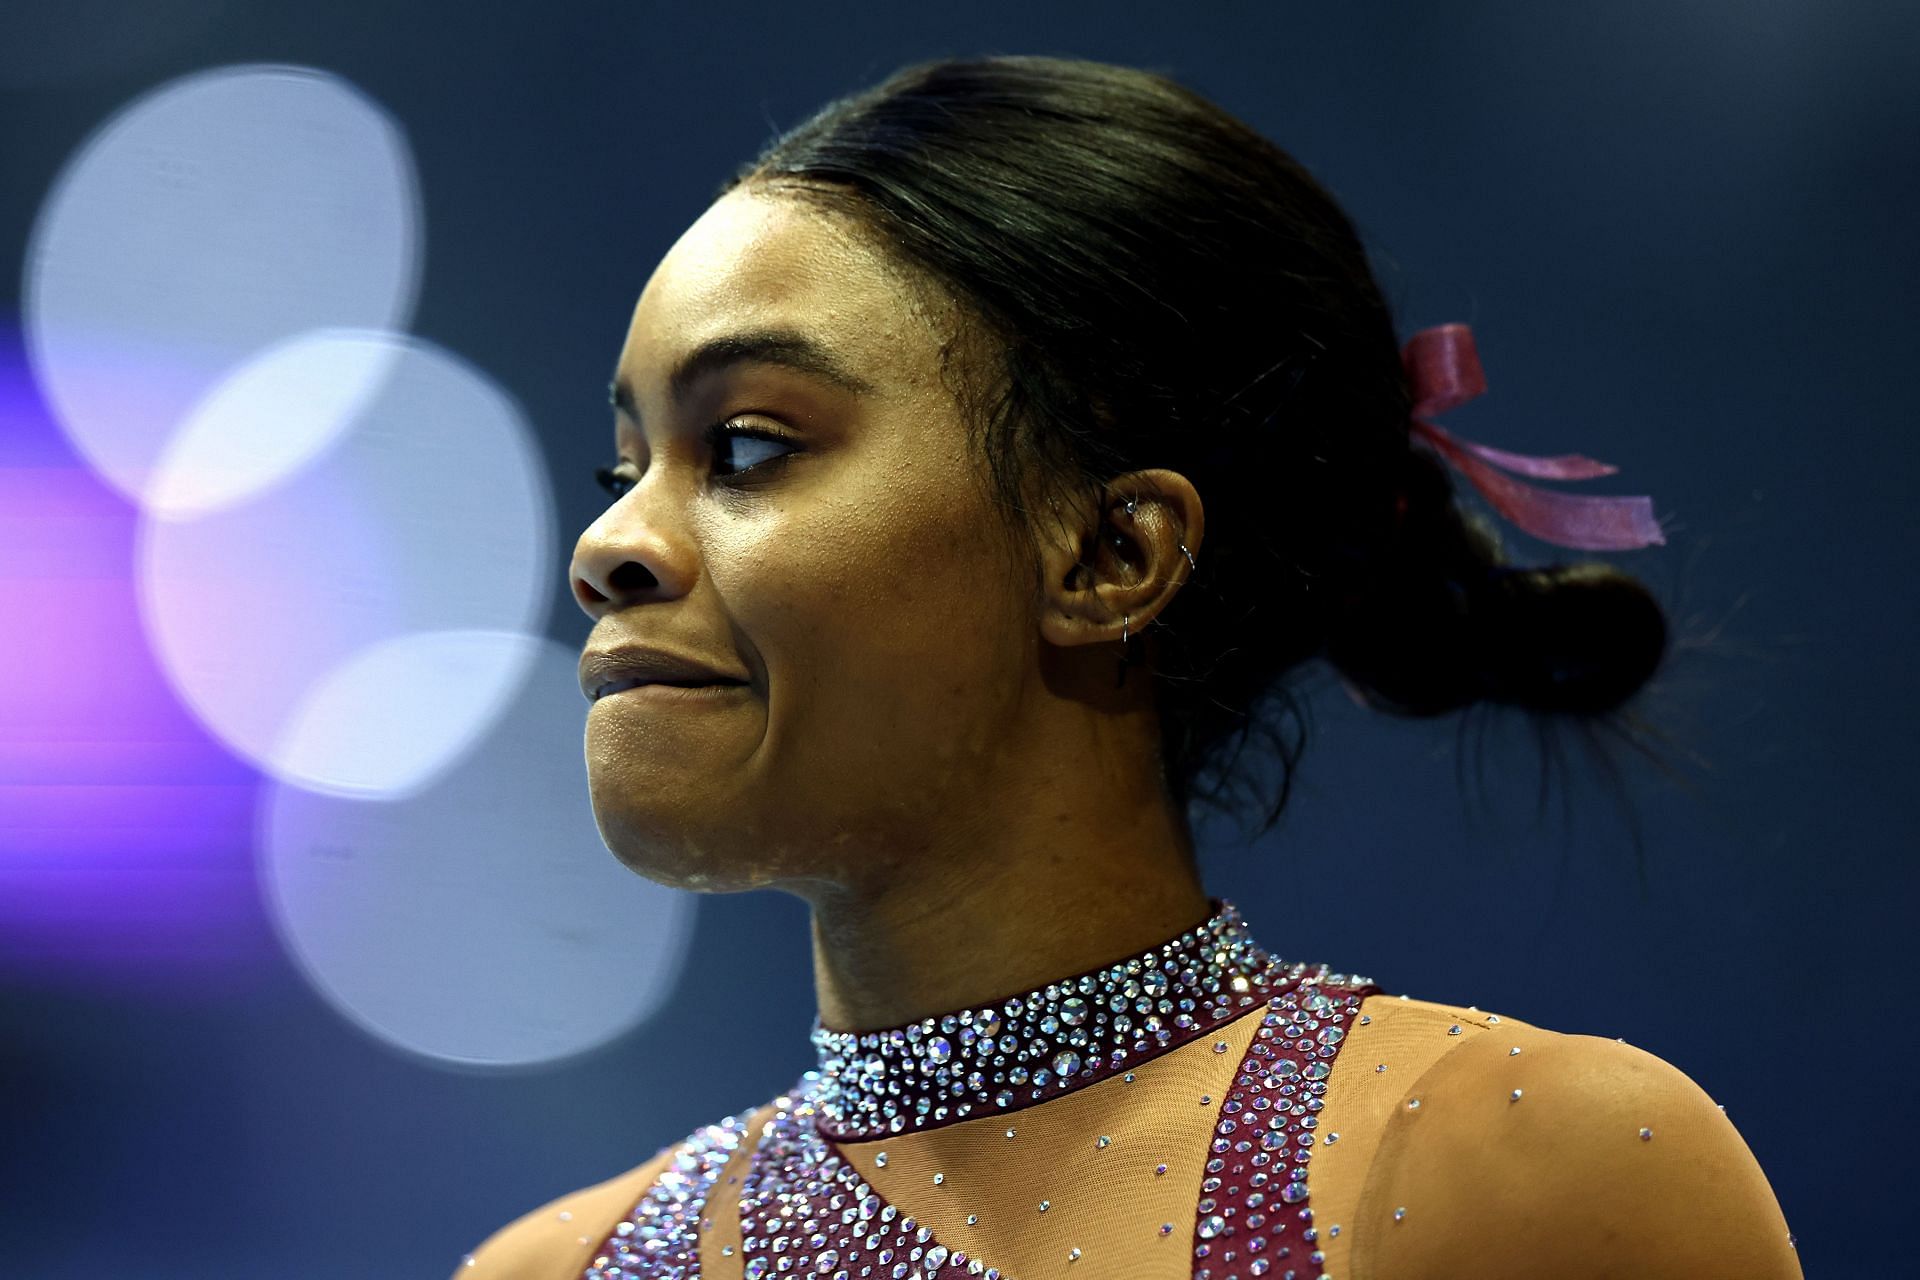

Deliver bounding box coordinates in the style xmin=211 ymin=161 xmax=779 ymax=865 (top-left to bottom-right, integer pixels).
xmin=595 ymin=676 xmax=743 ymax=698
xmin=578 ymin=644 xmax=751 ymax=702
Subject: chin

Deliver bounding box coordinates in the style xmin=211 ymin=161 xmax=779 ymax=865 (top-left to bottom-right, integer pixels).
xmin=591 ymin=804 xmax=780 ymax=894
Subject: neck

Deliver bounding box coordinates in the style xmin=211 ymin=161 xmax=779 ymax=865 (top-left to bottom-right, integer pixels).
xmin=798 ymin=638 xmax=1211 ymax=1033
xmin=802 ymin=801 xmax=1210 ymax=1034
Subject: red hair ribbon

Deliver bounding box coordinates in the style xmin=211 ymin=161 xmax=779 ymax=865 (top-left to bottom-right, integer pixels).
xmin=1401 ymin=323 xmax=1666 ymax=552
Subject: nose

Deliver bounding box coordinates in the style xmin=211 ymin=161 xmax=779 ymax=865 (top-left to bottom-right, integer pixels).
xmin=568 ymin=486 xmax=695 ymax=621
xmin=571 ymin=552 xmax=661 ymax=619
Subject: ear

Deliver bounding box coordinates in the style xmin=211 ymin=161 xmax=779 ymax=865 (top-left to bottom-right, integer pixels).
xmin=1037 ymin=468 xmax=1204 ymax=653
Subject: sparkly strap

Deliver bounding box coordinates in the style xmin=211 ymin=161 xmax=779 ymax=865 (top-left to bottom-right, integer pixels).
xmin=576 ymin=1106 xmax=755 ymax=1278
xmin=1195 ymin=973 xmax=1383 ymax=1277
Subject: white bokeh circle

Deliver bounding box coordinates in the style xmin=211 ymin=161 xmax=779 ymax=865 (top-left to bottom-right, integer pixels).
xmin=147 ymin=327 xmax=405 ymax=518
xmin=23 ymin=63 xmax=422 ymax=506
xmin=135 ymin=331 xmax=554 ymax=797
xmin=259 ymin=634 xmax=697 ymax=1068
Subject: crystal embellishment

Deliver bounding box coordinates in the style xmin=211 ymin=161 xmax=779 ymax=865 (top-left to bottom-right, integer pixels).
xmin=582 ymin=899 xmax=1384 ymax=1280
xmin=1190 ymin=970 xmax=1380 ymax=1280
xmin=807 ymin=898 xmax=1340 ymax=1139
xmin=575 ymin=1106 xmax=754 ymax=1277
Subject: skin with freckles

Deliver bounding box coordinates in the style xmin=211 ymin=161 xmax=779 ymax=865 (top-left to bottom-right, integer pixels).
xmin=568 ymin=182 xmax=1211 ymax=1033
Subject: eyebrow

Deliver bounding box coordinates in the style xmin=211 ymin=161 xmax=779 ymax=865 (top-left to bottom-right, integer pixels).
xmin=609 ymin=326 xmax=879 ymax=421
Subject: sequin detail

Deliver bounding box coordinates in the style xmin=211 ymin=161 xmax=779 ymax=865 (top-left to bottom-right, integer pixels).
xmin=740 ymin=1075 xmax=1009 ymax=1280
xmin=809 ymin=898 xmax=1328 ymax=1140
xmin=1190 ymin=970 xmax=1382 ymax=1280
xmin=580 ymin=1105 xmax=756 ymax=1278
xmin=585 ymin=897 xmax=1383 ymax=1280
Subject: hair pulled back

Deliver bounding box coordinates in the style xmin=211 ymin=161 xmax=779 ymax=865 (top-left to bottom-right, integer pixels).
xmin=720 ymin=54 xmax=1673 ymax=841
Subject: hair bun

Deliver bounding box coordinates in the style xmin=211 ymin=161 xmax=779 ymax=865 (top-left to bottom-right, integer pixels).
xmin=1468 ymin=563 xmax=1668 ymax=715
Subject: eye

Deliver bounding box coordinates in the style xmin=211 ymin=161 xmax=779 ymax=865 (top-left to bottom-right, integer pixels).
xmin=593 ymin=463 xmax=633 ymax=501
xmin=701 ymin=419 xmax=798 ymax=479
xmin=593 ymin=418 xmax=799 ymax=500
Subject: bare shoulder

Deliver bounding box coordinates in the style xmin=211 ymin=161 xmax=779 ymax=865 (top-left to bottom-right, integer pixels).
xmin=1349 ymin=989 xmax=1555 ymax=1039
xmin=452 ymin=1100 xmax=773 ymax=1280
xmin=1350 ymin=1013 xmax=1804 ymax=1280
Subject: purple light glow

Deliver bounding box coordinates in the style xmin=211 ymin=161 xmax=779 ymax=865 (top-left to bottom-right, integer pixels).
xmin=0 ymin=332 xmax=272 ymax=991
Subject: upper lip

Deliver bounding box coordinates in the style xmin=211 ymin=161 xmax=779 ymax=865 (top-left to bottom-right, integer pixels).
xmin=579 ymin=644 xmax=749 ymax=701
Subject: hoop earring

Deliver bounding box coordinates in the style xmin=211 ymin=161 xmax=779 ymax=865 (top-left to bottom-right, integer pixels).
xmin=1110 ymin=490 xmax=1199 ymax=684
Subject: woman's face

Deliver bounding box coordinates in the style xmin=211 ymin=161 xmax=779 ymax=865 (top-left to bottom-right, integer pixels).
xmin=570 ymin=186 xmax=1038 ymax=898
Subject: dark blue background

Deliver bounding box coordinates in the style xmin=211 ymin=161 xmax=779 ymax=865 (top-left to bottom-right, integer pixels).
xmin=2 ymin=3 xmax=1912 ymax=1276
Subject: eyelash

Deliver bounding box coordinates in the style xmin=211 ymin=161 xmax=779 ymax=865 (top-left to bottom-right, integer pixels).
xmin=594 ymin=419 xmax=797 ymax=499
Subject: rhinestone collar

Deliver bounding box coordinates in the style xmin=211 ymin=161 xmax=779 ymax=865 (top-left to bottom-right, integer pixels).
xmin=807 ymin=896 xmax=1304 ymax=1140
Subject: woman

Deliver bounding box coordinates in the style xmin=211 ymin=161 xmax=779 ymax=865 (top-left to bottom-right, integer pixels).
xmin=461 ymin=55 xmax=1800 ymax=1279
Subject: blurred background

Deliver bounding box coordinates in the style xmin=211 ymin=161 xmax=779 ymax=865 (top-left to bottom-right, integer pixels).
xmin=1 ymin=2 xmax=1911 ymax=1276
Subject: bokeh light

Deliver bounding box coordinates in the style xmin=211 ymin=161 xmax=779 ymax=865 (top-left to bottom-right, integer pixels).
xmin=274 ymin=629 xmax=542 ymax=801
xmin=135 ymin=331 xmax=553 ymax=797
xmin=23 ymin=63 xmax=421 ymax=508
xmin=146 ymin=327 xmax=406 ymax=519
xmin=258 ymin=634 xmax=697 ymax=1068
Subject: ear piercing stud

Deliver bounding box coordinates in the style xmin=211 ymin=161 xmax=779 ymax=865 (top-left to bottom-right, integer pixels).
xmin=1122 ymin=495 xmax=1198 ymax=575
xmin=1114 ymin=493 xmax=1200 ymax=686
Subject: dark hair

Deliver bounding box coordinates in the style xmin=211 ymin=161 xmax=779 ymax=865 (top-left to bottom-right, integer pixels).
xmin=719 ymin=54 xmax=1683 ymax=849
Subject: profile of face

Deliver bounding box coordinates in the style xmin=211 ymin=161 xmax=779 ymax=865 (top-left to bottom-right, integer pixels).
xmin=570 ymin=185 xmax=1077 ymax=902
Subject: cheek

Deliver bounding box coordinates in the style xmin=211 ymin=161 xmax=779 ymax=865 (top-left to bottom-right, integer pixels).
xmin=715 ymin=487 xmax=1025 ymax=809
